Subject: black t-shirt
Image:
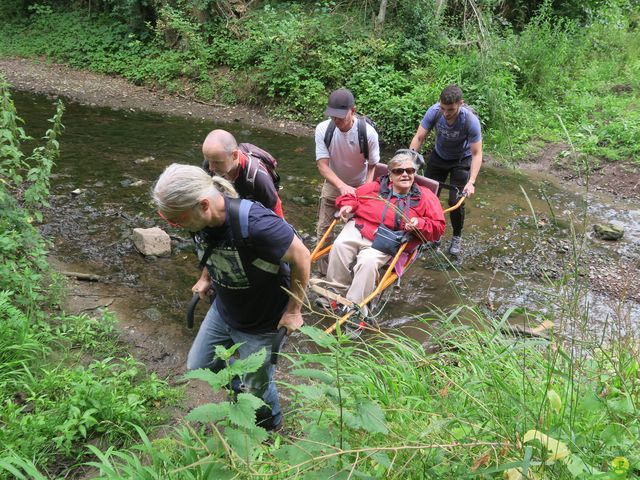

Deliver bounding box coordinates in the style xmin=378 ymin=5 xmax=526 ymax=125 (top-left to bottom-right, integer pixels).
xmin=193 ymin=199 xmax=294 ymax=333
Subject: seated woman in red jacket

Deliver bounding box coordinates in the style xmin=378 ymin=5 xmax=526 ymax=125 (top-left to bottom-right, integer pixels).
xmin=325 ymin=151 xmax=446 ymax=315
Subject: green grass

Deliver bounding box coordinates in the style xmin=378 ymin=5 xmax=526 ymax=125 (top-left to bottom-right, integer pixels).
xmin=79 ymin=307 xmax=638 ymax=479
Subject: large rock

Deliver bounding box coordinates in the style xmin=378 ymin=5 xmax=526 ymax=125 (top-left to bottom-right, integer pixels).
xmin=593 ymin=223 xmax=624 ymax=241
xmin=133 ymin=227 xmax=171 ymax=256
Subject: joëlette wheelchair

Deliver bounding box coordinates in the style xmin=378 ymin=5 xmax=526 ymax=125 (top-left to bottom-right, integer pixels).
xmin=310 ymin=163 xmax=466 ymax=334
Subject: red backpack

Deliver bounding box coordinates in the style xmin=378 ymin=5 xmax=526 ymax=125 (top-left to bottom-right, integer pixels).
xmin=238 ymin=143 xmax=281 ymax=190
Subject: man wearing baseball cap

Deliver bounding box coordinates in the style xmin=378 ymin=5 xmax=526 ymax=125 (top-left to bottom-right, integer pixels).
xmin=314 ymin=88 xmax=380 ymax=275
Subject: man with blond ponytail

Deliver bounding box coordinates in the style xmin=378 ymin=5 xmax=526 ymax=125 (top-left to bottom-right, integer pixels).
xmin=154 ymin=164 xmax=310 ymax=431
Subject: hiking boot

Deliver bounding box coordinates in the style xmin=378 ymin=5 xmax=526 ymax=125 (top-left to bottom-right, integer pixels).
xmin=448 ymin=236 xmax=462 ymax=256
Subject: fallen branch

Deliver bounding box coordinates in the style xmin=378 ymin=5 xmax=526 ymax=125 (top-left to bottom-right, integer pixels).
xmin=60 ymin=271 xmax=106 ymax=282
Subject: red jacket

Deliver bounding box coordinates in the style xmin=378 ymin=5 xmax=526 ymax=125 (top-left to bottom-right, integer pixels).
xmin=335 ymin=176 xmax=445 ymax=250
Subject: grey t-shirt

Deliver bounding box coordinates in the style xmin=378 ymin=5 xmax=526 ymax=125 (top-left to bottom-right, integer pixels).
xmin=315 ymin=118 xmax=380 ymax=187
xmin=420 ymin=104 xmax=482 ymax=161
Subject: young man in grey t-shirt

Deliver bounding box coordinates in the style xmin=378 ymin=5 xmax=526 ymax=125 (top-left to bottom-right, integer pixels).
xmin=409 ymin=85 xmax=483 ymax=256
xmin=314 ymin=88 xmax=380 ymax=274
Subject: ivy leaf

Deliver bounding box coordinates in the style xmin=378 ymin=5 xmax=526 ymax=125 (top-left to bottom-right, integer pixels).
xmin=185 ymin=402 xmax=230 ymax=423
xmin=299 ymin=325 xmax=337 ymax=348
xmin=547 ymin=389 xmax=562 ymax=414
xmin=228 ymin=393 xmax=265 ymax=429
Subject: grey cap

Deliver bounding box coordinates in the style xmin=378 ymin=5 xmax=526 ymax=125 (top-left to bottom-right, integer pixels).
xmin=324 ymin=88 xmax=355 ymax=118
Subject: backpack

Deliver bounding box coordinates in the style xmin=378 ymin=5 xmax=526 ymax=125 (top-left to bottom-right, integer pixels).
xmin=198 ymin=198 xmax=255 ymax=268
xmin=238 ymin=143 xmax=281 ymax=190
xmin=323 ymin=115 xmax=376 ymax=161
xmin=432 ymin=105 xmax=479 ymax=136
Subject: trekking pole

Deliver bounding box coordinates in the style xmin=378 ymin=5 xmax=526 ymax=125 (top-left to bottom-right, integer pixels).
xmin=270 ymin=327 xmax=288 ymax=365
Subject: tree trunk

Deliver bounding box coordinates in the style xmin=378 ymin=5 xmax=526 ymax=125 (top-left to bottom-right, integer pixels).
xmin=376 ymin=0 xmax=388 ymax=26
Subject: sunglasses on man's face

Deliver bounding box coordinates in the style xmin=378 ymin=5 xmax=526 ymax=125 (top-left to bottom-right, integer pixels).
xmin=157 ymin=202 xmax=199 ymax=228
xmin=391 ymin=167 xmax=416 ymax=175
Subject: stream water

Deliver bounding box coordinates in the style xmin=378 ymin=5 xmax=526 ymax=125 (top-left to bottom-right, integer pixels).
xmin=13 ymin=91 xmax=639 ymax=350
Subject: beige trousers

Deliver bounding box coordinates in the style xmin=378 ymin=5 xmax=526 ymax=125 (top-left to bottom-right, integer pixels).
xmin=326 ymin=221 xmax=391 ymax=308
xmin=315 ymin=181 xmax=341 ymax=275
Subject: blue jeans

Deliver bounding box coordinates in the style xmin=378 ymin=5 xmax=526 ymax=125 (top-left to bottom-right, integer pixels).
xmin=187 ymin=302 xmax=283 ymax=429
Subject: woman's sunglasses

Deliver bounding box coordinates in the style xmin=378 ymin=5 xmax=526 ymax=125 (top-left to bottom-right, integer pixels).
xmin=390 ymin=167 xmax=416 ymax=175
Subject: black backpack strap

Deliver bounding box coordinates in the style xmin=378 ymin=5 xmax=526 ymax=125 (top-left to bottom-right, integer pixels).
xmin=323 ymin=119 xmax=337 ymax=151
xmin=357 ymin=116 xmax=369 ymax=161
xmin=244 ymin=154 xmax=259 ymax=188
xmin=324 ymin=118 xmax=369 ymax=161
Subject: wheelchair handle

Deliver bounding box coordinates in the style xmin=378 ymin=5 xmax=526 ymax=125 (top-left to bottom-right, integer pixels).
xmin=270 ymin=326 xmax=288 ymax=365
xmin=186 ymin=293 xmax=200 ymax=329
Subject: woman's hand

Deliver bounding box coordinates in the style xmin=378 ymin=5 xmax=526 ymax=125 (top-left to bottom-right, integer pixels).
xmin=339 ymin=205 xmax=353 ymax=222
xmin=404 ymin=217 xmax=419 ymax=231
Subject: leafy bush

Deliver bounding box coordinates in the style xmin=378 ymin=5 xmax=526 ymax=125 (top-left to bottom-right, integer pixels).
xmin=0 ymin=80 xmax=176 ymax=478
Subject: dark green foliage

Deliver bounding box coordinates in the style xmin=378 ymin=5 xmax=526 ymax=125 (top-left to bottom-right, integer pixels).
xmin=2 ymin=1 xmax=638 ymax=163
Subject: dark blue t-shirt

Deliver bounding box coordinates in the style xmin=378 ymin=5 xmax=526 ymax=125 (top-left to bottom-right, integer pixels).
xmin=193 ymin=199 xmax=294 ymax=333
xmin=420 ymin=104 xmax=482 ymax=161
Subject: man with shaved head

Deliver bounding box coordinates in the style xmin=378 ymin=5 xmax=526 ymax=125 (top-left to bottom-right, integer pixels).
xmin=201 ymin=129 xmax=284 ymax=217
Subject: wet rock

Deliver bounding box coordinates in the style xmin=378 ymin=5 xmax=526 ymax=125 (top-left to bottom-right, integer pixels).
xmin=143 ymin=308 xmax=162 ymax=322
xmin=133 ymin=227 xmax=171 ymax=256
xmin=593 ymin=223 xmax=624 ymax=241
xmin=71 ymin=188 xmax=84 ymax=195
xmin=130 ymin=180 xmax=146 ymax=187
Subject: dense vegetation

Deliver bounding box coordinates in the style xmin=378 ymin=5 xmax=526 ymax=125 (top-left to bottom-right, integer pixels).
xmin=0 ymin=80 xmax=176 ymax=479
xmin=0 ymin=0 xmax=638 ymax=163
xmin=1 ymin=77 xmax=638 ymax=477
